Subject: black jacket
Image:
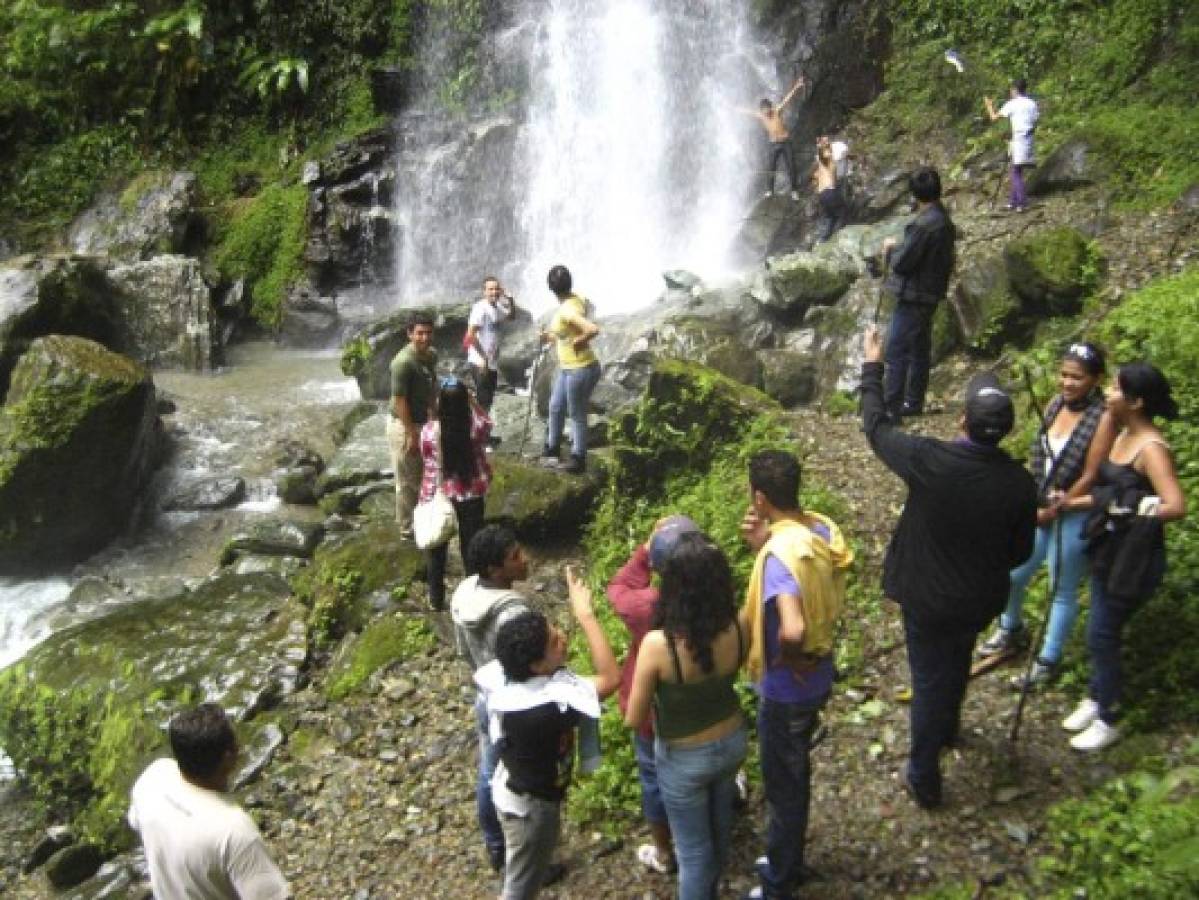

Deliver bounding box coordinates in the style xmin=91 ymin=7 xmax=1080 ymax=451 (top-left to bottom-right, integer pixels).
xmin=861 ymin=362 xmax=1037 ymax=629
xmin=884 ymin=202 xmax=956 ymax=306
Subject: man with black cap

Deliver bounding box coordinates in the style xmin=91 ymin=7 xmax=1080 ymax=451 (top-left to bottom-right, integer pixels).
xmin=859 ymin=325 xmax=1036 ymax=808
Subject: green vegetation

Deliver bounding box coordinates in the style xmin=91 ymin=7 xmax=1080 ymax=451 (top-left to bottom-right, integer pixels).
xmin=1032 ymin=744 xmax=1199 ymax=898
xmin=0 ymin=659 xmax=179 ymax=853
xmin=327 ymin=615 xmax=436 ymax=700
xmin=212 ymin=182 xmax=308 ymax=327
xmin=875 ymin=0 xmax=1199 ymax=208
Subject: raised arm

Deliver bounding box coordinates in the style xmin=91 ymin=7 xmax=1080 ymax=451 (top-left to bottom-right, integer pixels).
xmin=777 ymin=75 xmax=806 ymax=113
xmin=567 ymin=566 xmax=620 ymax=699
xmin=984 ymin=96 xmax=1002 ymax=122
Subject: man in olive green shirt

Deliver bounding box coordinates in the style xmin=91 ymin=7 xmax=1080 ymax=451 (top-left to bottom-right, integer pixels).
xmin=388 ymin=312 xmax=437 ymax=538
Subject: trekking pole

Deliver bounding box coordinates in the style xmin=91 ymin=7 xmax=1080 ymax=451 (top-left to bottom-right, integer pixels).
xmin=988 ymin=156 xmax=1009 ymax=211
xmin=1008 ymin=365 xmax=1063 ymax=747
xmin=517 ymin=344 xmax=548 ymax=458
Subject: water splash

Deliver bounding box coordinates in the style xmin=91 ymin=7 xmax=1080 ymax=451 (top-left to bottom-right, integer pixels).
xmin=393 ymin=0 xmax=763 ymax=314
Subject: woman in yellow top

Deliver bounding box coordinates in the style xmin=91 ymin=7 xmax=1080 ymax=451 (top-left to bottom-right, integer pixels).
xmin=540 ymin=264 xmax=601 ymax=474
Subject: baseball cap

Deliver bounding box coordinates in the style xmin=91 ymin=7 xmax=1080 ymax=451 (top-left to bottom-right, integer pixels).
xmin=964 ymin=373 xmax=1015 ymax=444
xmin=649 ymin=516 xmax=701 ymax=572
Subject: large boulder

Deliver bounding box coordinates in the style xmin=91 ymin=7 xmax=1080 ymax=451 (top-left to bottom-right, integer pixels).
xmin=758 ymin=349 xmax=819 ymax=407
xmin=339 ymin=304 xmax=474 ymax=400
xmin=1004 ymin=227 xmax=1096 ymax=316
xmin=755 ymin=251 xmax=857 ymax=318
xmin=1028 ymin=137 xmax=1106 ymax=196
xmin=0 ymin=336 xmax=159 ymax=572
xmin=68 ymin=171 xmax=200 ymax=261
xmin=657 ymin=315 xmax=765 ymax=388
xmin=21 ymin=570 xmax=308 ymax=720
xmin=106 ymin=255 xmax=216 ymax=370
xmin=0 ymin=256 xmax=125 ymax=398
xmin=484 ymin=456 xmax=606 ymax=542
xmin=950 ymin=252 xmax=1026 ymax=355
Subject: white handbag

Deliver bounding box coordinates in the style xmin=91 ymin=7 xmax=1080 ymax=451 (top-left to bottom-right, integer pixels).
xmin=413 ymin=430 xmax=457 ymax=550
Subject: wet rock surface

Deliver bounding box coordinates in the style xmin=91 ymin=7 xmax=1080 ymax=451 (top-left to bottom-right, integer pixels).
xmin=67 ymin=172 xmax=200 ymax=262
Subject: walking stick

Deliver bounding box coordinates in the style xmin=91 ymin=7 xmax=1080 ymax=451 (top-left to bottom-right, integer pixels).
xmin=517 ymin=344 xmax=548 ymax=458
xmin=1008 ymin=366 xmax=1065 ymax=747
xmin=871 ymin=253 xmax=890 ymax=323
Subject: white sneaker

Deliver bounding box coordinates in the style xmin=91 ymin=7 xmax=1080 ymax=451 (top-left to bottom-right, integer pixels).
xmin=1062 ymin=697 xmax=1100 ymax=732
xmin=1070 ymin=718 xmax=1120 ymax=752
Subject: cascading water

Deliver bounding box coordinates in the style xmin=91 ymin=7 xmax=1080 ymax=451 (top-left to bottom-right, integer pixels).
xmin=394 ymin=0 xmax=770 ymax=314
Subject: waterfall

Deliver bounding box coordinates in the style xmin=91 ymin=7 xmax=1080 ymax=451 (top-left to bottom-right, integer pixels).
xmin=393 ymin=0 xmax=769 ymax=315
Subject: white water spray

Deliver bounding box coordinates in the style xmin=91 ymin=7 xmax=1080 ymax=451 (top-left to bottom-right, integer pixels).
xmin=393 ymin=0 xmax=763 ymax=314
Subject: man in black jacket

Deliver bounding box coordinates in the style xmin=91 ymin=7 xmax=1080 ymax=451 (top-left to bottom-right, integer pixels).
xmin=880 ymin=167 xmax=956 ymax=420
xmin=860 ymin=325 xmax=1036 ymax=808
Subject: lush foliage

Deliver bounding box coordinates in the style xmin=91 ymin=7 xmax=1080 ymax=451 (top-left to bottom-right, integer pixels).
xmin=1031 ymin=742 xmax=1199 ymax=898
xmin=878 ymin=0 xmax=1199 ymax=207
xmin=326 ymin=615 xmax=435 ymax=700
xmin=0 ymin=658 xmax=178 ymax=852
xmin=212 ymin=182 xmax=308 ymax=327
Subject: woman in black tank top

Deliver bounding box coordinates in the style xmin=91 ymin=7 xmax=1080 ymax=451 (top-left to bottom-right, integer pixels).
xmin=1064 ymin=363 xmax=1185 ymax=752
xmin=625 ymin=533 xmax=749 ymax=900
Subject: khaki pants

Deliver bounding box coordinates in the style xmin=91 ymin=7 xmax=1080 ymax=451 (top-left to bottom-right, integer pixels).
xmin=386 ymin=416 xmax=422 ymax=537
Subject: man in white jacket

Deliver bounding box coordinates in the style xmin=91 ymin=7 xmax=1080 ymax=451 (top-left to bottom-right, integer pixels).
xmin=451 ymin=524 xmax=532 ymax=872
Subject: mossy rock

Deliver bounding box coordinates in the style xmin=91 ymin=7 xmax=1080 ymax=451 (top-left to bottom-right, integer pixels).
xmin=609 ymin=357 xmax=778 ymax=492
xmin=485 ymin=455 xmax=607 ymax=543
xmin=763 ymin=252 xmax=856 ymax=314
xmin=0 ymin=335 xmax=159 ymax=572
xmin=293 ymin=521 xmax=425 ymax=644
xmin=1004 ymin=227 xmax=1097 ymax=316
xmin=758 ymin=350 xmax=819 ymax=407
xmin=0 ymin=255 xmax=125 ymax=399
xmin=951 ymin=253 xmax=1027 ymax=355
xmin=325 ymin=614 xmax=436 ymax=700
xmin=18 ymin=571 xmax=305 ymax=710
xmin=658 ymin=316 xmax=764 ymax=389
xmin=219 ymin=519 xmax=326 ymax=565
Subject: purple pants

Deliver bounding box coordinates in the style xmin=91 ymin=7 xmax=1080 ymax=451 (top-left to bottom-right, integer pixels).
xmin=1010 ymin=164 xmax=1029 ymax=209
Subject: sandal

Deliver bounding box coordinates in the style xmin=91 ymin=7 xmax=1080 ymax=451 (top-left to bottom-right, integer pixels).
xmin=636 ymin=843 xmax=676 ymax=874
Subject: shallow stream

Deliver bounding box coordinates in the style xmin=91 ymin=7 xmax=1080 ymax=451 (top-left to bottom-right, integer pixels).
xmin=0 ymin=343 xmax=360 ymax=669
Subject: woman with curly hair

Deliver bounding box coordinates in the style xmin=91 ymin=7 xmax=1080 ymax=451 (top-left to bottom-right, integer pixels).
xmin=419 ymin=377 xmax=492 ymax=610
xmin=625 ymin=531 xmax=748 ymax=900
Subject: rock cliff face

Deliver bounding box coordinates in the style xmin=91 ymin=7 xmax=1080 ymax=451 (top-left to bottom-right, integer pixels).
xmin=0 ymin=336 xmax=160 ymax=572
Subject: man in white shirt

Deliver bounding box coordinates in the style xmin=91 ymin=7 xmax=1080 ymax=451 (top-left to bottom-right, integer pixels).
xmin=128 ymin=704 xmax=289 ymax=900
xmin=465 ymin=275 xmax=516 ymax=413
xmin=985 ymin=78 xmax=1040 ymax=212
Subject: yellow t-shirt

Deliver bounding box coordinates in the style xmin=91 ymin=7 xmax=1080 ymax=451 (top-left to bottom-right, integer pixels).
xmin=550 ymin=294 xmax=598 ymax=370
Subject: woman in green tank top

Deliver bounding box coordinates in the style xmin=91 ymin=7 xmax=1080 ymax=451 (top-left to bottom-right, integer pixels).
xmin=625 ymin=532 xmax=749 ymax=900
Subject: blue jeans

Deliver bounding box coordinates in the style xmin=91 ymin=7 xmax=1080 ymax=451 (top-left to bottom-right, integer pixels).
xmin=884 ymin=302 xmax=935 ymax=417
xmin=757 ymin=697 xmax=827 ymax=899
xmin=634 ymin=732 xmax=668 ymax=825
xmin=546 ymin=361 xmax=601 ymax=459
xmin=1000 ymin=510 xmax=1089 ymax=663
xmin=475 ymin=696 xmax=504 ymax=856
xmin=655 ymin=726 xmax=747 ymax=900
xmin=1086 ymin=556 xmax=1162 ymax=724
xmin=902 ymin=611 xmax=977 ymax=803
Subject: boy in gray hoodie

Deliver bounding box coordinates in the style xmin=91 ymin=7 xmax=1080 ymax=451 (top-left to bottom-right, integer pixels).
xmin=451 ymin=525 xmax=532 ymax=872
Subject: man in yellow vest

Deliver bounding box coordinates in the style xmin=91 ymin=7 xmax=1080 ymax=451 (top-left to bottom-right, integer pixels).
xmin=740 ymin=451 xmax=853 ymax=900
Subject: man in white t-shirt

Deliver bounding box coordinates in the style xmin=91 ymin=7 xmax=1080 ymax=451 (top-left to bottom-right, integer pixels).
xmin=128 ymin=704 xmax=289 ymax=900
xmin=985 ymin=78 xmax=1040 ymax=212
xmin=465 ymin=275 xmax=516 ymax=413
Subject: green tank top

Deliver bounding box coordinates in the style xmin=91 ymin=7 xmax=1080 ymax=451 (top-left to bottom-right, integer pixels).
xmin=653 ymin=622 xmax=743 ymax=743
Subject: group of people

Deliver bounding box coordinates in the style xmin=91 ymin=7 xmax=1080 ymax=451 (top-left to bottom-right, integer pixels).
xmin=386 ymin=266 xmax=602 ymax=608
xmin=451 ymin=448 xmax=852 ymax=900
xmin=121 ymin=72 xmax=1184 ymax=900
